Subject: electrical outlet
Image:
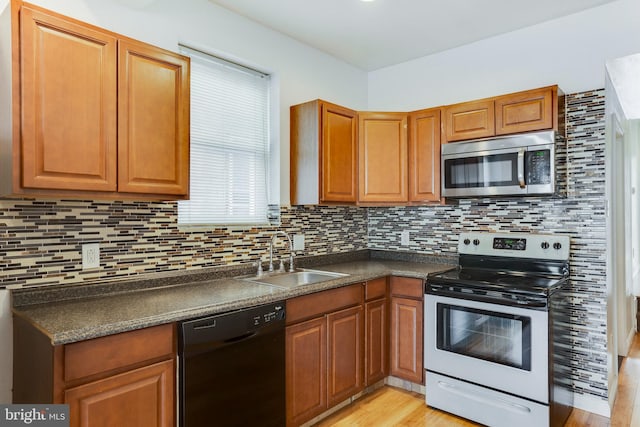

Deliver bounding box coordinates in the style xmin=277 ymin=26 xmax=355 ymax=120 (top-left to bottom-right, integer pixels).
xmin=400 ymin=230 xmax=410 ymax=246
xmin=82 ymin=243 xmax=100 ymax=270
xmin=293 ymin=234 xmax=305 ymax=251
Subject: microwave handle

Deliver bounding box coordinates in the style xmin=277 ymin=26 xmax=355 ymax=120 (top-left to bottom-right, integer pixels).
xmin=517 ymin=149 xmax=526 ymax=188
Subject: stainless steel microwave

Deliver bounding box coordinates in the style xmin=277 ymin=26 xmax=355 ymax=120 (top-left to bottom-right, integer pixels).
xmin=441 ymin=130 xmax=556 ymax=198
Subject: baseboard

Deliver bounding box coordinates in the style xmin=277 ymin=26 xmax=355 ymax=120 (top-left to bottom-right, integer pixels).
xmin=386 ymin=376 xmax=425 ymax=395
xmin=299 ymin=379 xmax=386 ymax=427
xmin=572 ymin=392 xmax=611 ymax=418
xmin=624 ymin=327 xmax=635 ymax=356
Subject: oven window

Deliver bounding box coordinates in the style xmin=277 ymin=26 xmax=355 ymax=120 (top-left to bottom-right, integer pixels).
xmin=444 ymin=152 xmax=518 ymax=188
xmin=436 ymin=303 xmax=531 ymax=370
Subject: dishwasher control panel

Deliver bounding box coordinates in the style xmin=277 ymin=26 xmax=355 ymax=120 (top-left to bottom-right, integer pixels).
xmin=251 ymin=304 xmax=285 ymax=326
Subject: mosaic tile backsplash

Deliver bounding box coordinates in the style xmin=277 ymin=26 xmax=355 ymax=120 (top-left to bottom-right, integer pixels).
xmin=368 ymin=89 xmax=608 ymax=403
xmin=0 ymin=204 xmax=367 ymax=287
xmin=0 ymin=89 xmax=607 ymax=404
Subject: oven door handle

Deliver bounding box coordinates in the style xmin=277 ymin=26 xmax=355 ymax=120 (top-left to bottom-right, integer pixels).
xmin=517 ymin=148 xmax=526 ymax=189
xmin=437 ymin=381 xmax=532 ymax=414
xmin=515 ymin=298 xmax=547 ymax=308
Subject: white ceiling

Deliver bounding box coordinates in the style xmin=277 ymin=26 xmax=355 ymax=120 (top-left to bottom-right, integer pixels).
xmin=208 ymin=0 xmax=618 ymax=71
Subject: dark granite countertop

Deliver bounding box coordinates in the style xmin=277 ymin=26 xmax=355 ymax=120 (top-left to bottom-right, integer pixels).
xmin=11 ymin=251 xmax=456 ymax=345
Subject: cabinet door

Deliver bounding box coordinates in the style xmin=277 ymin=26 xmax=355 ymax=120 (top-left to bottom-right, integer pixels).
xmin=327 ymin=305 xmax=364 ymax=407
xmin=286 ymin=317 xmax=327 ymax=426
xmin=365 ymin=298 xmax=388 ymax=386
xmin=495 ymin=87 xmax=554 ymax=135
xmin=409 ymin=108 xmax=441 ymax=202
xmin=118 ymin=39 xmax=190 ymax=196
xmin=321 ymin=103 xmax=358 ymax=203
xmin=64 ymin=359 xmax=174 ymax=427
xmin=358 ymin=113 xmax=408 ymax=203
xmin=390 ymin=297 xmax=423 ymax=384
xmin=444 ymin=100 xmax=494 ymax=142
xmin=20 ymin=6 xmax=118 ymax=191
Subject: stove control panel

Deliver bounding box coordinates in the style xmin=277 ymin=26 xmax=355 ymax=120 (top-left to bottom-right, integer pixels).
xmin=459 ymin=232 xmax=570 ymax=260
xmin=492 ymin=237 xmax=526 ymax=251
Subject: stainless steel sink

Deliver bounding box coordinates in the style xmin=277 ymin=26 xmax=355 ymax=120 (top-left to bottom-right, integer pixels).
xmin=241 ymin=269 xmax=349 ymax=289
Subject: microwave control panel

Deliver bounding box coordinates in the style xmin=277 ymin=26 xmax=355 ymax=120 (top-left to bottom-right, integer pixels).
xmin=526 ymin=149 xmax=551 ymax=184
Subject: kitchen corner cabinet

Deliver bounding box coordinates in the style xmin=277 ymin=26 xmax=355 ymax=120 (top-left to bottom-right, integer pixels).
xmin=408 ymin=108 xmax=441 ymax=203
xmin=13 ymin=318 xmax=176 ymax=427
xmin=286 ymin=284 xmax=364 ymax=427
xmin=364 ymin=277 xmax=389 ymax=385
xmin=389 ymin=276 xmax=424 ymax=384
xmin=7 ymin=1 xmax=189 ymax=200
xmin=358 ymin=112 xmax=408 ymax=204
xmin=443 ymin=85 xmax=560 ymax=143
xmin=290 ymin=100 xmax=358 ymax=205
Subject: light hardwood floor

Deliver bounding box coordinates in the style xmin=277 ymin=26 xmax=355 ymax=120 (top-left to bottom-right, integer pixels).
xmin=316 ymin=334 xmax=640 ymax=427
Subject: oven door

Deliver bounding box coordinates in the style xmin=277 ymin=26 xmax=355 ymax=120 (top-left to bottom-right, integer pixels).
xmin=425 ymin=294 xmax=548 ymax=403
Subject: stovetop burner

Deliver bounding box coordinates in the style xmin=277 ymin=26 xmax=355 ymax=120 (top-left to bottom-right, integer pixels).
xmin=434 ymin=267 xmax=567 ymax=294
xmin=426 ymin=232 xmax=571 ymax=309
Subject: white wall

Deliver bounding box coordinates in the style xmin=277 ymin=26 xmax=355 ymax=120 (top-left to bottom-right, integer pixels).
xmin=15 ymin=0 xmax=368 ymax=205
xmin=0 ymin=290 xmax=11 ymax=403
xmin=368 ymin=0 xmax=640 ymax=110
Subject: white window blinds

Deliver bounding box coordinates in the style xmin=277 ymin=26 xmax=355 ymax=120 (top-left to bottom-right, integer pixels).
xmin=178 ymin=46 xmax=271 ymax=225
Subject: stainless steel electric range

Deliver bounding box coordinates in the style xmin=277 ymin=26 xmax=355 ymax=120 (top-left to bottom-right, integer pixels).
xmin=424 ymin=232 xmax=573 ymax=427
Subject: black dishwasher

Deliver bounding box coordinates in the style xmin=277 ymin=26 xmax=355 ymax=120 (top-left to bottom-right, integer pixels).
xmin=178 ymin=301 xmax=286 ymax=427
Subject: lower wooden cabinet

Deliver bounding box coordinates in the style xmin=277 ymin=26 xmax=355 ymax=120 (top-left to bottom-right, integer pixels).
xmin=327 ymin=305 xmax=364 ymax=406
xmin=285 ymin=277 xmax=424 ymax=426
xmin=285 ymin=284 xmax=364 ymax=426
xmin=365 ymin=297 xmax=388 ymax=385
xmin=364 ymin=277 xmax=389 ymax=386
xmin=65 ymin=360 xmax=174 ymax=427
xmin=390 ymin=277 xmax=424 ymax=384
xmin=13 ymin=318 xmax=176 ymax=427
xmin=286 ymin=317 xmax=327 ymax=426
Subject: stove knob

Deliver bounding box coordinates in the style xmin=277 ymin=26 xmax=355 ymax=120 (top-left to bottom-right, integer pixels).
xmin=553 ymin=242 xmax=562 ymax=250
xmin=463 ymin=238 xmax=471 ymax=245
xmin=541 ymin=242 xmax=550 ymax=250
xmin=473 ymin=239 xmax=480 ymax=246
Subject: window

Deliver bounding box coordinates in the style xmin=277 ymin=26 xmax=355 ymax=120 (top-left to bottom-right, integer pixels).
xmin=178 ymin=46 xmax=273 ymax=225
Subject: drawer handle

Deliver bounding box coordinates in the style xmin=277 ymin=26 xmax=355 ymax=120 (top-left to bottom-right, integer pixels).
xmin=437 ymin=381 xmax=532 ymax=414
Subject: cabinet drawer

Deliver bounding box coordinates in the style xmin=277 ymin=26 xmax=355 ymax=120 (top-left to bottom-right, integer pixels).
xmin=64 ymin=323 xmax=174 ymax=382
xmin=390 ymin=277 xmax=423 ymax=299
xmin=365 ymin=277 xmax=387 ymax=301
xmin=287 ymin=284 xmax=363 ymax=325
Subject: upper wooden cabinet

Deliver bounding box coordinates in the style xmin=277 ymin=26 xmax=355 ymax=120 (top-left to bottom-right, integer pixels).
xmin=358 ymin=112 xmax=408 ymax=204
xmin=19 ymin=5 xmax=118 ymax=192
xmin=290 ymin=100 xmax=358 ymax=205
xmin=118 ymin=39 xmax=189 ymax=195
xmin=495 ymin=87 xmax=555 ymax=135
xmin=444 ymin=100 xmax=495 ymax=142
xmin=443 ymin=85 xmax=561 ymax=143
xmin=4 ymin=1 xmax=190 ymax=200
xmin=290 ymin=86 xmax=561 ymax=205
xmin=408 ymin=108 xmax=441 ymax=203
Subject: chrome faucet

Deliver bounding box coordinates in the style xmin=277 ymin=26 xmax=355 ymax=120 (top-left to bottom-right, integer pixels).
xmin=269 ymin=231 xmax=295 ymax=272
